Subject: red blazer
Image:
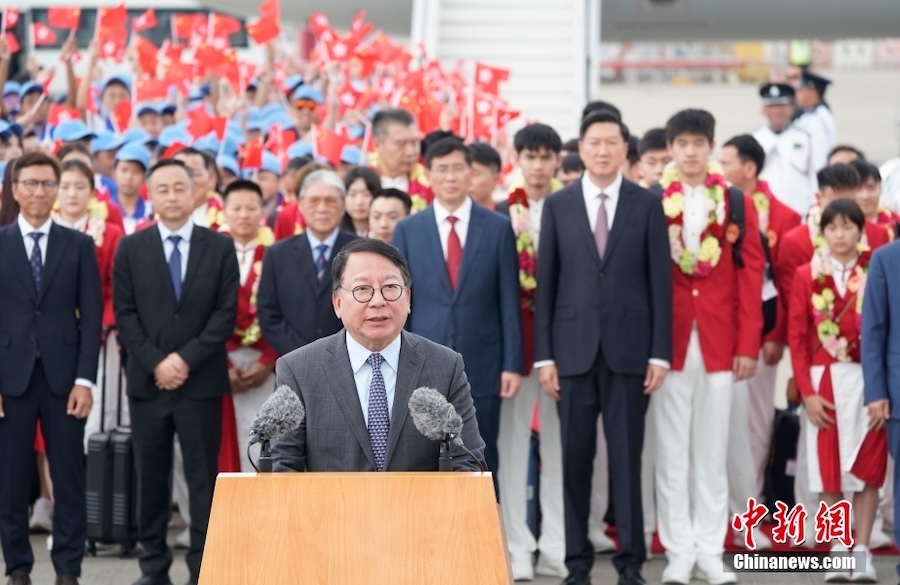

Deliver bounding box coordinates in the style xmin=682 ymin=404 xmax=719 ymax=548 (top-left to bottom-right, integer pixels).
xmin=670 ymin=193 xmax=765 ymax=372
xmin=763 ymin=196 xmax=802 ymax=345
xmin=787 ymin=264 xmax=859 ymax=398
xmin=103 ymin=201 xmax=125 ymax=233
xmin=775 ymin=221 xmax=889 ymax=342
xmin=274 ymin=202 xmax=305 ymax=241
xmin=225 ymin=244 xmax=278 ymax=365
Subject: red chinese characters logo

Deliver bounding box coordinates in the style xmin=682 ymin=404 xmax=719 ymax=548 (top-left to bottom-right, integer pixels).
xmin=733 ymin=499 xmax=853 ymax=549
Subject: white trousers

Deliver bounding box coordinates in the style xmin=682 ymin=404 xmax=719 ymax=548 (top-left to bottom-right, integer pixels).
xmin=229 ymin=347 xmax=276 ymax=473
xmin=84 ymin=332 xmax=131 ymax=449
xmin=498 ymin=372 xmax=565 ymax=565
xmin=654 ymin=329 xmax=733 ymax=556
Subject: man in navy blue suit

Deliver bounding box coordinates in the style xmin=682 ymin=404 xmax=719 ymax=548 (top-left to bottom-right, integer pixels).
xmin=0 ymin=152 xmax=103 ymax=585
xmin=393 ymin=137 xmax=522 ymax=475
xmin=862 ymin=240 xmax=900 ymax=577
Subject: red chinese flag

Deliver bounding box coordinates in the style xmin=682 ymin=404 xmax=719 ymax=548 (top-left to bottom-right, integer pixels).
xmin=98 ymin=4 xmax=128 ymax=28
xmin=48 ymin=104 xmax=81 ymax=126
xmin=307 ymin=12 xmax=329 ymax=36
xmin=98 ymin=27 xmax=128 ymax=61
xmin=32 ymin=23 xmax=58 ymax=46
xmin=193 ymin=39 xmax=227 ymax=72
xmin=210 ymin=13 xmax=242 ymax=36
xmin=241 ymin=139 xmax=264 ymax=169
xmin=3 ymin=8 xmax=21 ymax=28
xmin=348 ymin=10 xmax=373 ymax=46
xmin=245 ymin=16 xmax=279 ymax=45
xmin=159 ymin=40 xmax=184 ymax=64
xmin=47 ymin=7 xmax=81 ymax=30
xmin=134 ymin=36 xmax=159 ymax=74
xmin=163 ymin=141 xmax=188 ymax=159
xmin=2 ymin=32 xmax=20 ymax=54
xmin=259 ymin=0 xmax=280 ymax=20
xmin=171 ymin=14 xmax=202 ymax=40
xmin=112 ymin=100 xmax=132 ymax=134
xmin=135 ymin=76 xmax=169 ymax=102
xmin=474 ymin=62 xmax=510 ymax=95
xmin=132 ymin=8 xmax=157 ymax=32
xmin=316 ymin=128 xmax=350 ymax=167
xmin=185 ymin=107 xmax=213 ymax=139
xmin=213 ymin=50 xmax=240 ymax=93
xmin=211 ymin=116 xmax=227 ymax=141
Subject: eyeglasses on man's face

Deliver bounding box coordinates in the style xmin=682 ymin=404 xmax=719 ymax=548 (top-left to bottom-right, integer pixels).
xmin=16 ymin=179 xmax=58 ymax=193
xmin=340 ymin=284 xmax=407 ymax=303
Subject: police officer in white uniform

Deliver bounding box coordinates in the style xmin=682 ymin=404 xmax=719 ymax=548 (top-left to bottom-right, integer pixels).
xmin=752 ymin=83 xmax=817 ymax=216
xmin=793 ymin=71 xmax=836 ymax=173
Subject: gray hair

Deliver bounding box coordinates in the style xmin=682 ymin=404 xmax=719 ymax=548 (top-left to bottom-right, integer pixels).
xmin=299 ymin=169 xmax=346 ymax=199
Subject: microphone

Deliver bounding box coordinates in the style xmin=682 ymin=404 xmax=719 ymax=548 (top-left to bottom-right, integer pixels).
xmin=248 ymin=385 xmax=306 ymax=472
xmin=408 ymin=387 xmax=484 ymax=472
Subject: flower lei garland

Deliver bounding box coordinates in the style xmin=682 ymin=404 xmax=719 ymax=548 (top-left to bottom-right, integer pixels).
xmin=875 ymin=207 xmax=899 ymax=241
xmin=218 ymin=226 xmax=275 ymax=346
xmin=206 ymin=193 xmax=225 ymax=230
xmin=660 ymin=165 xmax=734 ymax=277
xmin=751 ymin=180 xmax=779 ymax=248
xmin=52 ymin=197 xmax=109 ymax=247
xmin=809 ymin=244 xmax=870 ymax=362
xmin=810 ymin=244 xmax=872 ymax=362
xmin=507 ymin=178 xmax=564 ymax=310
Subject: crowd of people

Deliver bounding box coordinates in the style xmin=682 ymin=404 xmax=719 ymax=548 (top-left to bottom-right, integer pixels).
xmin=2 ymin=12 xmax=900 ymax=585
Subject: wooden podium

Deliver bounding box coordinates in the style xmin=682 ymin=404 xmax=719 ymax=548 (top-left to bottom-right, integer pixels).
xmin=198 ymin=472 xmax=513 ymax=585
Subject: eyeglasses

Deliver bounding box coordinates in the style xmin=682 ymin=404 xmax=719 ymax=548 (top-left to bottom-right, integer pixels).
xmin=340 ymin=284 xmax=407 ymax=303
xmin=16 ymin=179 xmax=58 ymax=193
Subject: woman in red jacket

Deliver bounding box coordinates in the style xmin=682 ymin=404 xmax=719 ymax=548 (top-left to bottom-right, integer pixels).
xmin=788 ymin=198 xmax=886 ymax=583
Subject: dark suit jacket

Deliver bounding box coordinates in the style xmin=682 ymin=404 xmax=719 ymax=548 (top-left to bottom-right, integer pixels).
xmin=0 ymin=222 xmax=102 ymax=397
xmin=256 ymin=230 xmax=358 ymax=356
xmin=113 ymin=225 xmax=239 ymax=400
xmin=393 ymin=203 xmax=523 ymax=397
xmin=863 ymin=242 xmax=900 ymax=419
xmin=534 ymin=179 xmax=672 ymax=376
xmin=272 ymin=330 xmax=486 ymax=472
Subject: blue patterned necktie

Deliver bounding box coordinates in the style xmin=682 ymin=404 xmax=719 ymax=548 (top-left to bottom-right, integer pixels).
xmin=315 ymin=243 xmax=329 ymax=281
xmin=168 ymin=234 xmax=183 ymax=301
xmin=29 ymin=232 xmax=43 ymax=291
xmin=367 ymin=353 xmax=390 ymax=471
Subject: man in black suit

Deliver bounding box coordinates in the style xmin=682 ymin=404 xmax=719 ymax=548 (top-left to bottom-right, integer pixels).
xmin=0 ymin=152 xmax=102 ymax=585
xmin=534 ymin=111 xmax=673 ymax=585
xmin=113 ymin=159 xmax=239 ymax=585
xmin=257 ymin=169 xmax=358 ymax=356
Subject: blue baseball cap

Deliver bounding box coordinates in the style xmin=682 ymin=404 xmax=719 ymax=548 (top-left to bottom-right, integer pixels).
xmin=340 ymin=145 xmax=364 ymax=166
xmin=122 ymin=127 xmax=157 ymax=146
xmin=246 ymin=117 xmax=267 ymax=133
xmin=53 ymin=120 xmax=97 ymax=142
xmin=243 ymin=151 xmax=282 ymax=179
xmin=157 ymin=124 xmax=192 ymax=148
xmin=287 ymin=141 xmax=313 ymax=159
xmin=91 ymin=131 xmax=126 ymax=153
xmin=115 ymin=142 xmax=152 ymax=170
xmin=261 ymin=103 xmax=284 ymax=118
xmin=3 ymin=81 xmax=20 ymax=97
xmin=283 ymin=75 xmax=304 ymax=95
xmin=136 ymin=102 xmax=165 ymax=117
xmin=291 ymin=85 xmax=324 ymax=105
xmin=18 ymin=81 xmax=44 ymax=100
xmin=264 ymin=111 xmax=295 ymax=131
xmin=347 ymin=124 xmax=366 ymax=140
xmin=217 ymin=155 xmax=240 ymax=177
xmin=193 ymin=134 xmax=219 ymax=155
xmin=103 ymin=74 xmax=132 ymax=92
xmin=0 ymin=120 xmax=23 ymax=138
xmin=161 ymin=103 xmax=177 ymax=116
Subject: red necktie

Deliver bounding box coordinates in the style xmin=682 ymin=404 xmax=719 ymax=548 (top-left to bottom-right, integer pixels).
xmin=446 ymin=216 xmax=462 ymax=290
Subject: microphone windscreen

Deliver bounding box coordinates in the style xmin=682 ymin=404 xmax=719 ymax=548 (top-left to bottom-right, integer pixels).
xmin=408 ymin=387 xmax=463 ymax=440
xmin=249 ymin=385 xmax=306 ymax=442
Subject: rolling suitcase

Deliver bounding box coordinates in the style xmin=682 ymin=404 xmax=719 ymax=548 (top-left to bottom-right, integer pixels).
xmin=86 ymin=337 xmax=138 ymax=556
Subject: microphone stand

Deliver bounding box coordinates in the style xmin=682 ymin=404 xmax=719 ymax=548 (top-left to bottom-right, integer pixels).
xmin=439 ymin=434 xmax=452 ymax=471
xmin=258 ymin=439 xmax=273 ymax=473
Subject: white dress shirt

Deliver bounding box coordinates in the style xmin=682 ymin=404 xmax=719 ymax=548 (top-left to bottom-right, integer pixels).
xmin=529 ymin=197 xmax=545 ymax=251
xmin=753 ymin=124 xmax=817 ymax=216
xmin=830 ymin=255 xmax=858 ymax=299
xmin=346 ymin=332 xmax=402 ymax=426
xmin=381 ymin=175 xmax=410 ymax=193
xmin=682 ymin=183 xmax=709 ymax=254
xmin=158 ymin=221 xmax=194 ymax=282
xmin=55 ymin=214 xmax=89 ymax=233
xmin=533 ymin=174 xmax=670 ymax=371
xmin=234 ymin=239 xmax=258 ymax=286
xmin=306 ymin=228 xmax=341 ymax=266
xmin=18 ymin=214 xmax=94 ymax=390
xmin=433 ymin=196 xmax=473 ymax=258
xmin=19 ymin=214 xmax=53 ymax=263
xmin=191 ymin=202 xmax=209 ymax=228
xmin=581 ymin=172 xmax=622 ymax=232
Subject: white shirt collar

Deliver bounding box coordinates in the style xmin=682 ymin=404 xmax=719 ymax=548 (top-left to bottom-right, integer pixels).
xmin=157 ymin=220 xmax=195 ymax=243
xmin=581 ymin=172 xmax=623 ymax=202
xmin=346 ymin=331 xmax=402 ymax=375
xmin=306 ymin=227 xmax=341 ymax=250
xmin=828 ymin=254 xmax=858 ymax=273
xmin=234 ymin=238 xmax=258 ymax=253
xmin=433 ymin=196 xmax=473 ymax=226
xmin=18 ymin=214 xmax=53 ymax=237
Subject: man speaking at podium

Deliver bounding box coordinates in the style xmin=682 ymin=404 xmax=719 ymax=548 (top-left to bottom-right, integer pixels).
xmin=271 ymin=239 xmax=486 ymax=472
